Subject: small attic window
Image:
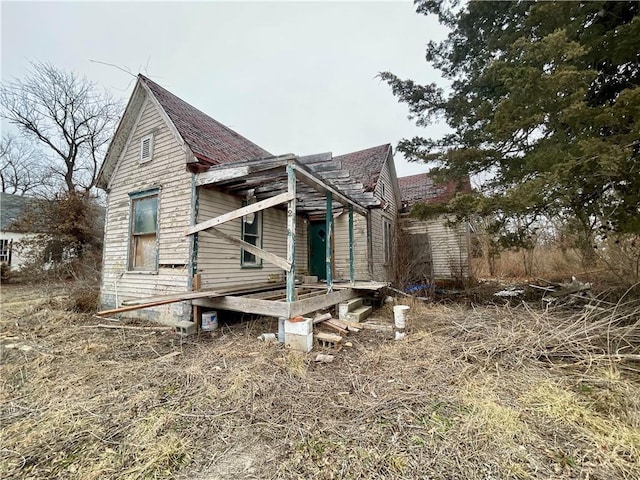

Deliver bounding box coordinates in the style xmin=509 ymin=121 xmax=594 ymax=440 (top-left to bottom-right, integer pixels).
xmin=140 ymin=134 xmax=153 ymax=163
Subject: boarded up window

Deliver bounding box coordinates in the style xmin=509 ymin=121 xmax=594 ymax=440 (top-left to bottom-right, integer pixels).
xmin=241 ymin=209 xmax=262 ymax=267
xmin=129 ymin=194 xmax=158 ymax=270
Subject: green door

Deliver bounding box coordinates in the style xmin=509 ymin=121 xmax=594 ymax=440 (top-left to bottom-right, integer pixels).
xmin=308 ymin=221 xmax=326 ymax=280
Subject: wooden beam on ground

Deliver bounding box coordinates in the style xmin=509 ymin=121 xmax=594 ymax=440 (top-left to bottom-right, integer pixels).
xmin=187 ymin=191 xmax=293 ymax=235
xmin=202 ymin=228 xmax=291 ymax=271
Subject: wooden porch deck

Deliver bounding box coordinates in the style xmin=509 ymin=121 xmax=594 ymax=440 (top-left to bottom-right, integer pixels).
xmin=192 ymin=281 xmax=388 ymax=318
xmin=98 ymin=281 xmax=388 ymax=319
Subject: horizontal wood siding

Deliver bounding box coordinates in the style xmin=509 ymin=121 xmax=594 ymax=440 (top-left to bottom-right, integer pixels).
xmin=400 ymin=214 xmax=470 ymax=279
xmin=371 ymin=156 xmax=398 ymax=282
xmin=100 ymin=95 xmax=193 ymax=322
xmin=197 ymin=187 xmax=307 ymax=289
xmin=333 ymin=211 xmax=370 ymax=281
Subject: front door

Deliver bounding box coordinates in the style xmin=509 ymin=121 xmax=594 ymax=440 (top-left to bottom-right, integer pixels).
xmin=308 ymin=220 xmax=327 ymax=280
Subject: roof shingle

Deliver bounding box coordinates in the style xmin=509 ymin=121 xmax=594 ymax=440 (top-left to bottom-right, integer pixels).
xmin=333 ymin=144 xmax=391 ymax=192
xmin=139 ymin=75 xmax=272 ymax=165
xmin=398 ymin=173 xmax=471 ymax=211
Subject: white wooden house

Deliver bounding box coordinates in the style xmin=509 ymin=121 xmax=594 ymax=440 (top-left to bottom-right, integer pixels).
xmin=97 ymin=75 xmax=398 ymax=324
xmin=397 ymin=174 xmax=472 ymax=282
xmin=0 ymin=192 xmax=36 ymax=271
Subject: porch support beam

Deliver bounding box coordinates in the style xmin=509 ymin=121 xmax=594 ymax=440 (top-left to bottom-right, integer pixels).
xmin=326 ymin=191 xmax=333 ymax=292
xmin=195 ymin=154 xmax=295 ymax=186
xmin=186 ymin=191 xmax=293 ymax=236
xmin=349 ymin=205 xmax=354 ymax=285
xmin=202 ymin=228 xmax=291 ymax=271
xmin=286 ymin=161 xmax=297 ymax=302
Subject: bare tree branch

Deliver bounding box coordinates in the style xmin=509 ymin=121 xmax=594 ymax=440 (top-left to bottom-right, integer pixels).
xmin=1 ymin=61 xmax=122 ymax=193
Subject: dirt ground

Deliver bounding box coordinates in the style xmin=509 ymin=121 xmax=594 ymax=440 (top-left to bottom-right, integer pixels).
xmin=1 ymin=283 xmax=639 ymax=479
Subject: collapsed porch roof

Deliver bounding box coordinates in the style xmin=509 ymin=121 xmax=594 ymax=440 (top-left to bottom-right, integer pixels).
xmin=194 ymin=153 xmax=380 ymax=216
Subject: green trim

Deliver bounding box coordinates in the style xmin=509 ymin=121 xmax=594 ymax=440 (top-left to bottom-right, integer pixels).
xmin=189 ymin=175 xmax=199 ymax=287
xmin=240 ymin=201 xmax=264 ymax=268
xmin=127 ymin=188 xmax=160 ymax=272
xmin=349 ymin=205 xmax=354 ymax=284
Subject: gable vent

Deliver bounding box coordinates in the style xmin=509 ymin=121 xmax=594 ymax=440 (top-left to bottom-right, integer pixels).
xmin=140 ymin=134 xmax=153 ymax=163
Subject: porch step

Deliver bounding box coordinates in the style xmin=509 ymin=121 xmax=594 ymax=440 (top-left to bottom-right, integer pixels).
xmin=338 ymin=297 xmax=363 ymax=320
xmin=346 ymin=305 xmax=372 ymax=323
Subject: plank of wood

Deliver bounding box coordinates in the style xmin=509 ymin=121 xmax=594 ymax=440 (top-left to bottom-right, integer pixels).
xmin=202 ymin=228 xmax=291 ymax=271
xmin=82 ymin=324 xmax=173 ymax=331
xmin=313 ymin=313 xmax=333 ymax=324
xmin=155 ymin=351 xmax=182 ymax=362
xmin=293 ymin=164 xmax=369 ymax=216
xmin=186 ymin=191 xmax=294 ymax=235
xmin=121 ymin=282 xmax=287 ymax=306
xmin=315 ymin=332 xmax=343 ymax=343
xmin=360 ymin=322 xmax=394 ymax=331
xmin=323 ymin=319 xmax=348 ymax=335
xmin=97 ymin=298 xmax=202 ymax=316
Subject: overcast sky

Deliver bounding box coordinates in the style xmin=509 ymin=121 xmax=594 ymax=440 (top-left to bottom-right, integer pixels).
xmin=1 ymin=1 xmax=449 ymax=177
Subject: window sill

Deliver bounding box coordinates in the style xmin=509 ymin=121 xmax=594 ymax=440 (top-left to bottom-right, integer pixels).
xmin=241 ymin=264 xmax=264 ymax=269
xmin=125 ymin=270 xmax=158 ymax=275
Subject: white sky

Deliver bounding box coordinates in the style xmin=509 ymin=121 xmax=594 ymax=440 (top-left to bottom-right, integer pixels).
xmin=1 ymin=1 xmax=450 ymax=177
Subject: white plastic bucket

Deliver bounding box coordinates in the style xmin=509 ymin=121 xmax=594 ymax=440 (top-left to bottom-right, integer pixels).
xmin=201 ymin=312 xmax=218 ymax=331
xmin=393 ymin=305 xmax=410 ymax=329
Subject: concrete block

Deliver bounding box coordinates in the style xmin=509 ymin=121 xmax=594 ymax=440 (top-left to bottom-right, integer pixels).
xmin=346 ymin=305 xmax=372 ymax=323
xmin=285 ymin=332 xmax=313 ymax=353
xmin=285 ymin=317 xmax=312 ymax=335
xmin=303 ymin=275 xmax=318 ymax=284
xmin=338 ymin=297 xmax=363 ymax=319
xmin=175 ymin=320 xmax=196 ymax=336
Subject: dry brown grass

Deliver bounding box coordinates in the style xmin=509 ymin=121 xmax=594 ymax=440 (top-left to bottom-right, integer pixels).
xmin=1 ymin=284 xmax=639 ymax=479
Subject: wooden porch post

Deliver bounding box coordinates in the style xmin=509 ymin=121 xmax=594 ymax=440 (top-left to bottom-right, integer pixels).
xmin=286 ymin=161 xmax=297 ymax=303
xmin=326 ymin=191 xmax=333 ymax=291
xmin=349 ymin=205 xmax=354 ymax=285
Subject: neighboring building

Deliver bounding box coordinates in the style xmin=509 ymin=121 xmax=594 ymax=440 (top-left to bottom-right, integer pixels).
xmin=0 ymin=192 xmax=36 ymax=271
xmin=97 ymin=75 xmax=391 ymax=324
xmin=398 ymin=174 xmax=472 ymax=282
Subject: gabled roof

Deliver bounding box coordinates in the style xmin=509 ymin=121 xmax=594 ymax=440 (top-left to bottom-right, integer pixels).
xmin=333 ymin=144 xmax=391 ymax=192
xmin=138 ymin=75 xmax=271 ymax=165
xmin=97 ymin=75 xmax=272 ymax=189
xmin=0 ymin=192 xmax=35 ymax=231
xmin=398 ymin=173 xmax=472 ymax=211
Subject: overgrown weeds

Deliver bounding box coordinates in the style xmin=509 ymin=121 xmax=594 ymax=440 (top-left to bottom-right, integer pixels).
xmin=1 ymin=285 xmax=638 ymax=479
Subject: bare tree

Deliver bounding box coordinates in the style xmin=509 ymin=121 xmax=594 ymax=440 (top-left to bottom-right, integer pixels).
xmin=0 ymin=134 xmax=49 ymax=195
xmin=1 ymin=62 xmax=121 ymax=193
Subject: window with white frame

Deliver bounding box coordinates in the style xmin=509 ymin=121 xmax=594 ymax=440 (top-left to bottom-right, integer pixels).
xmin=129 ymin=192 xmax=158 ymax=270
xmin=383 ymin=218 xmax=393 ymax=264
xmin=0 ymin=239 xmax=12 ymax=265
xmin=140 ymin=134 xmax=154 ymax=163
xmin=241 ymin=209 xmax=262 ymax=267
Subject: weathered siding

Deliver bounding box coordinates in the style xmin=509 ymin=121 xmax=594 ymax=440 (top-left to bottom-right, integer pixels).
xmin=333 ymin=211 xmax=370 ymax=281
xmin=0 ymin=232 xmax=32 ymax=271
xmin=400 ymin=214 xmax=470 ymax=279
xmin=370 ymin=156 xmax=399 ymax=282
xmin=196 ymin=187 xmax=307 ymax=289
xmin=100 ymin=95 xmax=193 ymax=323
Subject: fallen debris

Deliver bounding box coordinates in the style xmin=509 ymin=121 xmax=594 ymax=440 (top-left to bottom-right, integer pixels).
xmin=316 ymin=332 xmax=342 ymax=348
xmin=314 ymin=353 xmax=335 ymax=363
